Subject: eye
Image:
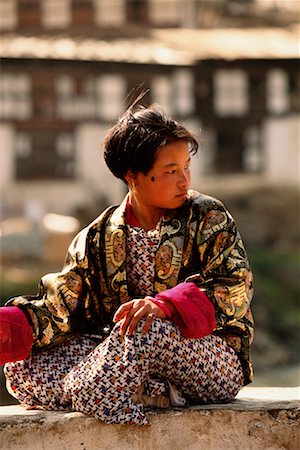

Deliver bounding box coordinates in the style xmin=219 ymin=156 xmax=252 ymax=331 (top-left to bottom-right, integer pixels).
xmin=166 ymin=169 xmax=176 ymax=175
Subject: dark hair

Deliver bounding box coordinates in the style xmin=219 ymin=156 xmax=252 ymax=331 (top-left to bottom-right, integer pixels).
xmin=103 ymin=104 xmax=199 ymax=182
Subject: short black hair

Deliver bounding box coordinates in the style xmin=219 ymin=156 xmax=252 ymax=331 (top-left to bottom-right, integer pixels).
xmin=103 ymin=104 xmax=199 ymax=182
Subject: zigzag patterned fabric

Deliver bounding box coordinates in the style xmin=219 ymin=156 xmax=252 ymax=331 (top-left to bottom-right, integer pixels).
xmin=5 ymin=320 xmax=244 ymax=425
xmin=126 ymin=223 xmax=161 ymax=298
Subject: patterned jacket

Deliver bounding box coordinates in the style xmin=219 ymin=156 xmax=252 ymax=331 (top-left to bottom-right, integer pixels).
xmin=8 ymin=190 xmax=254 ymax=384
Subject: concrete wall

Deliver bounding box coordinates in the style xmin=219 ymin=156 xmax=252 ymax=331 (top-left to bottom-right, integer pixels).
xmin=0 ymin=387 xmax=299 ymax=450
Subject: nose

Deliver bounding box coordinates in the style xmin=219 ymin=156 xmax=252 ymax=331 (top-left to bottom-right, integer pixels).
xmin=178 ymin=169 xmax=190 ymax=189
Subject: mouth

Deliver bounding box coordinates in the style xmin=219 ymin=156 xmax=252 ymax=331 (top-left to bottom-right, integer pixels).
xmin=175 ymin=192 xmax=187 ymax=199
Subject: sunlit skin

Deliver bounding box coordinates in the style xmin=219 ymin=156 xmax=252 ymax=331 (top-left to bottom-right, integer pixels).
xmin=113 ymin=140 xmax=192 ymax=336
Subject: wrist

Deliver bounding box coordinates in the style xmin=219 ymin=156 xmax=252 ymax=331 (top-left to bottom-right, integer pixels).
xmin=147 ymin=297 xmax=172 ymax=319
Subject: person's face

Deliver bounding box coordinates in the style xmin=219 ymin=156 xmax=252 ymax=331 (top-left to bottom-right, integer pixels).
xmin=131 ymin=140 xmax=191 ymax=210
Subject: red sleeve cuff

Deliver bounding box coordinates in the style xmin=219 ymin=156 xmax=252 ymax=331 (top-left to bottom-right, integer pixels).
xmin=149 ymin=297 xmax=173 ymax=319
xmin=0 ymin=306 xmax=33 ymax=365
xmin=155 ymin=282 xmax=216 ymax=339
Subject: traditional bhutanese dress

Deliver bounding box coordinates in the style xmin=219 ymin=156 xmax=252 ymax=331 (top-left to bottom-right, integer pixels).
xmin=4 ymin=190 xmax=254 ymax=425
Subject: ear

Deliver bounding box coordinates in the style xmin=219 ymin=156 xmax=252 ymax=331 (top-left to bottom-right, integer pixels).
xmin=124 ymin=170 xmax=137 ymax=186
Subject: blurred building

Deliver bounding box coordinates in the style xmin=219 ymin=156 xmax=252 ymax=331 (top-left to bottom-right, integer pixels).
xmin=0 ymin=0 xmax=299 ymax=217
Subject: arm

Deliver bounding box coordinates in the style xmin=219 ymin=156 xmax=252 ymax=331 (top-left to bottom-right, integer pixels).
xmin=151 ymin=282 xmax=216 ymax=338
xmin=114 ymin=202 xmax=253 ymax=340
xmin=4 ymin=227 xmax=94 ymax=352
xmin=151 ymin=203 xmax=253 ymax=338
xmin=113 ymin=280 xmax=216 ymax=339
xmin=0 ymin=306 xmax=33 ymax=365
xmin=186 ymin=205 xmax=254 ymax=330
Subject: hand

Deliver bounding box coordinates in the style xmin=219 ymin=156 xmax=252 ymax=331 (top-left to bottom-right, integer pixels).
xmin=113 ymin=297 xmax=166 ymax=337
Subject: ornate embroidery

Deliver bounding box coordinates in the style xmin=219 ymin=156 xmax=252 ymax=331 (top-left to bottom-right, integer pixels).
xmin=156 ymin=241 xmax=182 ymax=280
xmin=111 ymin=270 xmax=127 ymax=292
xmin=40 ymin=318 xmax=54 ymax=346
xmin=154 ymin=282 xmax=167 ymax=293
xmin=202 ymin=210 xmax=228 ymax=237
xmin=181 ymin=211 xmax=197 ymax=267
xmin=161 ymin=219 xmax=181 ymax=237
xmin=106 ymin=229 xmax=126 ymax=268
xmin=214 ymin=283 xmax=248 ymax=318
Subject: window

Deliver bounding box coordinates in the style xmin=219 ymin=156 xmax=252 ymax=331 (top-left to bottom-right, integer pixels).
xmin=214 ymin=69 xmax=248 ymax=116
xmin=55 ymin=74 xmax=74 ymax=97
xmin=215 ymin=124 xmax=244 ymax=173
xmin=55 ymin=132 xmax=75 ymax=177
xmin=173 ymin=69 xmax=194 ymax=116
xmin=96 ymin=75 xmax=126 ymax=121
xmin=127 ymin=0 xmax=146 ymax=23
xmin=290 ymin=72 xmax=300 ymax=111
xmin=0 ymin=0 xmax=17 ymax=30
xmin=149 ymin=0 xmax=181 ymax=26
xmin=55 ymin=75 xmax=75 ymax=119
xmin=15 ymin=132 xmax=32 ymax=159
xmin=201 ymin=127 xmax=217 ymax=174
xmin=243 ymin=126 xmax=263 ymax=173
xmin=56 ymin=75 xmax=97 ymax=120
xmin=55 ymin=74 xmax=125 ymax=121
xmin=15 ymin=130 xmax=75 ymax=180
xmin=94 ymin=0 xmax=125 ymax=26
xmin=151 ymin=70 xmax=194 ymax=117
xmin=255 ymin=0 xmax=298 ymax=12
xmin=0 ymin=73 xmax=32 ymax=120
xmin=266 ymin=69 xmax=289 ymax=114
xmin=151 ymin=75 xmax=173 ymax=115
xmin=41 ymin=0 xmax=71 ymax=29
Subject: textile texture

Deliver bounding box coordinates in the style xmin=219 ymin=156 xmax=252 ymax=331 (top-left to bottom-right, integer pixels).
xmin=5 ymin=319 xmax=244 ymax=425
xmin=126 ymin=222 xmax=161 ymax=298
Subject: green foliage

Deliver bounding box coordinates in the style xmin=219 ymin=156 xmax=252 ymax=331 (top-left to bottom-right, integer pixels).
xmin=250 ymin=248 xmax=300 ymax=361
xmin=0 ymin=277 xmax=39 ymax=307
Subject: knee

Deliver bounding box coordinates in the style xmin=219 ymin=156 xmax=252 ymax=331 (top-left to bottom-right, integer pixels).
xmin=134 ymin=317 xmax=178 ymax=343
xmin=135 ymin=316 xmax=166 ymax=334
xmin=110 ymin=317 xmax=178 ymax=348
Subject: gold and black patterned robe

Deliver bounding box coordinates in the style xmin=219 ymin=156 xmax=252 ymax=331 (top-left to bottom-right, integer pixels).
xmin=7 ymin=190 xmax=254 ymax=385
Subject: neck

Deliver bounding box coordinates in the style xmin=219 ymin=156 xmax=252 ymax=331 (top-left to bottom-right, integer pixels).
xmin=129 ymin=193 xmax=164 ymax=231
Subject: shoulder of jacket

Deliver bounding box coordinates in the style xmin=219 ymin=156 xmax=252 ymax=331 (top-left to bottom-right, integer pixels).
xmin=71 ymin=205 xmax=118 ymax=246
xmin=187 ymin=189 xmax=226 ymax=211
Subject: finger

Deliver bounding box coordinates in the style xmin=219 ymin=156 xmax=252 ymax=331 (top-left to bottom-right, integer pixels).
xmin=119 ymin=313 xmax=133 ymax=336
xmin=141 ymin=313 xmax=155 ymax=335
xmin=125 ymin=309 xmax=151 ymax=336
xmin=113 ymin=301 xmax=133 ymax=323
xmin=117 ymin=317 xmax=127 ymax=336
xmin=119 ymin=307 xmax=140 ymax=336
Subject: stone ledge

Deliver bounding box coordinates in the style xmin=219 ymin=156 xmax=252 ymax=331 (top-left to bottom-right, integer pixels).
xmin=0 ymin=387 xmax=299 ymax=450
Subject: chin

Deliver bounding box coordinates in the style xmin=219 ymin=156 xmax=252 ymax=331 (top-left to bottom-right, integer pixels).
xmin=171 ymin=197 xmax=187 ymax=209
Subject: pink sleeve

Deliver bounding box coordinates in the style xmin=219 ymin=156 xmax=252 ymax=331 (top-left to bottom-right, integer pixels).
xmin=151 ymin=282 xmax=216 ymax=339
xmin=0 ymin=306 xmax=34 ymax=365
